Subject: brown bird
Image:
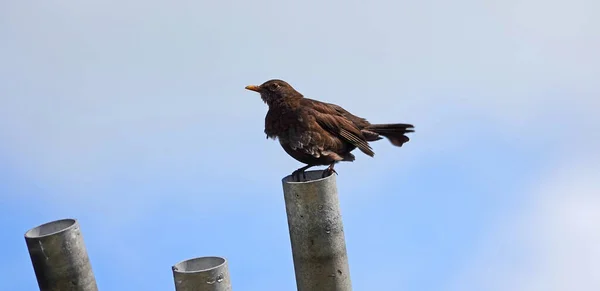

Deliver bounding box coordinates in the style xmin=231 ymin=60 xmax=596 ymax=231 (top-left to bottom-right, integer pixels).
xmin=245 ymin=79 xmax=414 ymax=181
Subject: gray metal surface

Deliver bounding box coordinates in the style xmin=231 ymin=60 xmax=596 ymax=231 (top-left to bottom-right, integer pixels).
xmin=282 ymin=170 xmax=352 ymax=291
xmin=24 ymin=218 xmax=98 ymax=291
xmin=172 ymin=256 xmax=232 ymax=291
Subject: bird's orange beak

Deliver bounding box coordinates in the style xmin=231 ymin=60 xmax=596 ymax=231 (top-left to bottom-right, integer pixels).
xmin=245 ymin=85 xmax=261 ymax=92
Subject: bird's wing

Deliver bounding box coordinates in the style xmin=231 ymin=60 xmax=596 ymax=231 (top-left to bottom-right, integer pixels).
xmin=323 ymin=102 xmax=371 ymax=128
xmin=302 ymin=98 xmax=375 ymax=157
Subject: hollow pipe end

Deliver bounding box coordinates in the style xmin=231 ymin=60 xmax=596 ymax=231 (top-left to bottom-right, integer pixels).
xmin=282 ymin=169 xmax=337 ymax=184
xmin=24 ymin=218 xmax=78 ymax=239
xmin=172 ymin=256 xmax=227 ymax=274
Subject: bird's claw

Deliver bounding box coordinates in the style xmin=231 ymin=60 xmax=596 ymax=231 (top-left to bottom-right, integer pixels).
xmin=291 ymin=169 xmax=307 ymax=182
xmin=321 ymin=167 xmax=338 ymax=178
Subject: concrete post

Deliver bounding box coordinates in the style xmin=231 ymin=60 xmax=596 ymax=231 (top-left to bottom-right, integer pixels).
xmin=172 ymin=256 xmax=232 ymax=291
xmin=282 ymin=170 xmax=352 ymax=291
xmin=24 ymin=218 xmax=98 ymax=291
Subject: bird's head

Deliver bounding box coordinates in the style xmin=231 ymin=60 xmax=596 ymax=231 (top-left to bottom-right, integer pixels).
xmin=245 ymin=79 xmax=302 ymax=106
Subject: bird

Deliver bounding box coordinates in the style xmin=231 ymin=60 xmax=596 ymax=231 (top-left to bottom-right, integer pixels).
xmin=245 ymin=79 xmax=414 ymax=181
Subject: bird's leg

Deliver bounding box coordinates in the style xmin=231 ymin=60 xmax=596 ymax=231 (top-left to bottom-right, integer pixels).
xmin=291 ymin=165 xmax=314 ymax=182
xmin=322 ymin=163 xmax=338 ymax=178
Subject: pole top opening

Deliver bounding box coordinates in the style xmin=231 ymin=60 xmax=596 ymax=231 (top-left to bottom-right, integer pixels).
xmin=282 ymin=170 xmax=336 ymax=184
xmin=172 ymin=256 xmax=227 ymax=274
xmin=24 ymin=218 xmax=77 ymax=239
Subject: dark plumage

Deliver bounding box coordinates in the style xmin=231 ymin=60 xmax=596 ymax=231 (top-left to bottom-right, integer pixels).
xmin=245 ymin=79 xmax=414 ymax=181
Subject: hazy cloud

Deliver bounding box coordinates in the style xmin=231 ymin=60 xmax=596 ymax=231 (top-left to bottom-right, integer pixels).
xmin=449 ymin=153 xmax=600 ymax=291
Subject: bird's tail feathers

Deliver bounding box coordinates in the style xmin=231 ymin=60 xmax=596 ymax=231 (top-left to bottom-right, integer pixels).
xmin=365 ymin=123 xmax=414 ymax=147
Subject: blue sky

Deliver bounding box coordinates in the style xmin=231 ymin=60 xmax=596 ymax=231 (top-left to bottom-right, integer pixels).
xmin=1 ymin=0 xmax=598 ymax=290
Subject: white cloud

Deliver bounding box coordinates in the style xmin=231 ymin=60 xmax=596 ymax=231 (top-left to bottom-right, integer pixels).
xmin=449 ymin=154 xmax=600 ymax=291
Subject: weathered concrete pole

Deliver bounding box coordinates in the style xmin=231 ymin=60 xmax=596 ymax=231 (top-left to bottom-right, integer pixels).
xmin=24 ymin=218 xmax=98 ymax=291
xmin=172 ymin=256 xmax=232 ymax=291
xmin=282 ymin=170 xmax=352 ymax=291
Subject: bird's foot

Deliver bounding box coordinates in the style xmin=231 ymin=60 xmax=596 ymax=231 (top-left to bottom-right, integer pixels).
xmin=291 ymin=168 xmax=308 ymax=182
xmin=321 ymin=165 xmax=338 ymax=178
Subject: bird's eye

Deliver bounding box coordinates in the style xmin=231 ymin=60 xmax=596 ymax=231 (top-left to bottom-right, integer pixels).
xmin=269 ymin=83 xmax=280 ymax=91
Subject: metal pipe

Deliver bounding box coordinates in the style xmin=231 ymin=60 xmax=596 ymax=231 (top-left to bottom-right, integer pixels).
xmin=24 ymin=218 xmax=98 ymax=291
xmin=282 ymin=170 xmax=352 ymax=291
xmin=172 ymin=256 xmax=232 ymax=291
